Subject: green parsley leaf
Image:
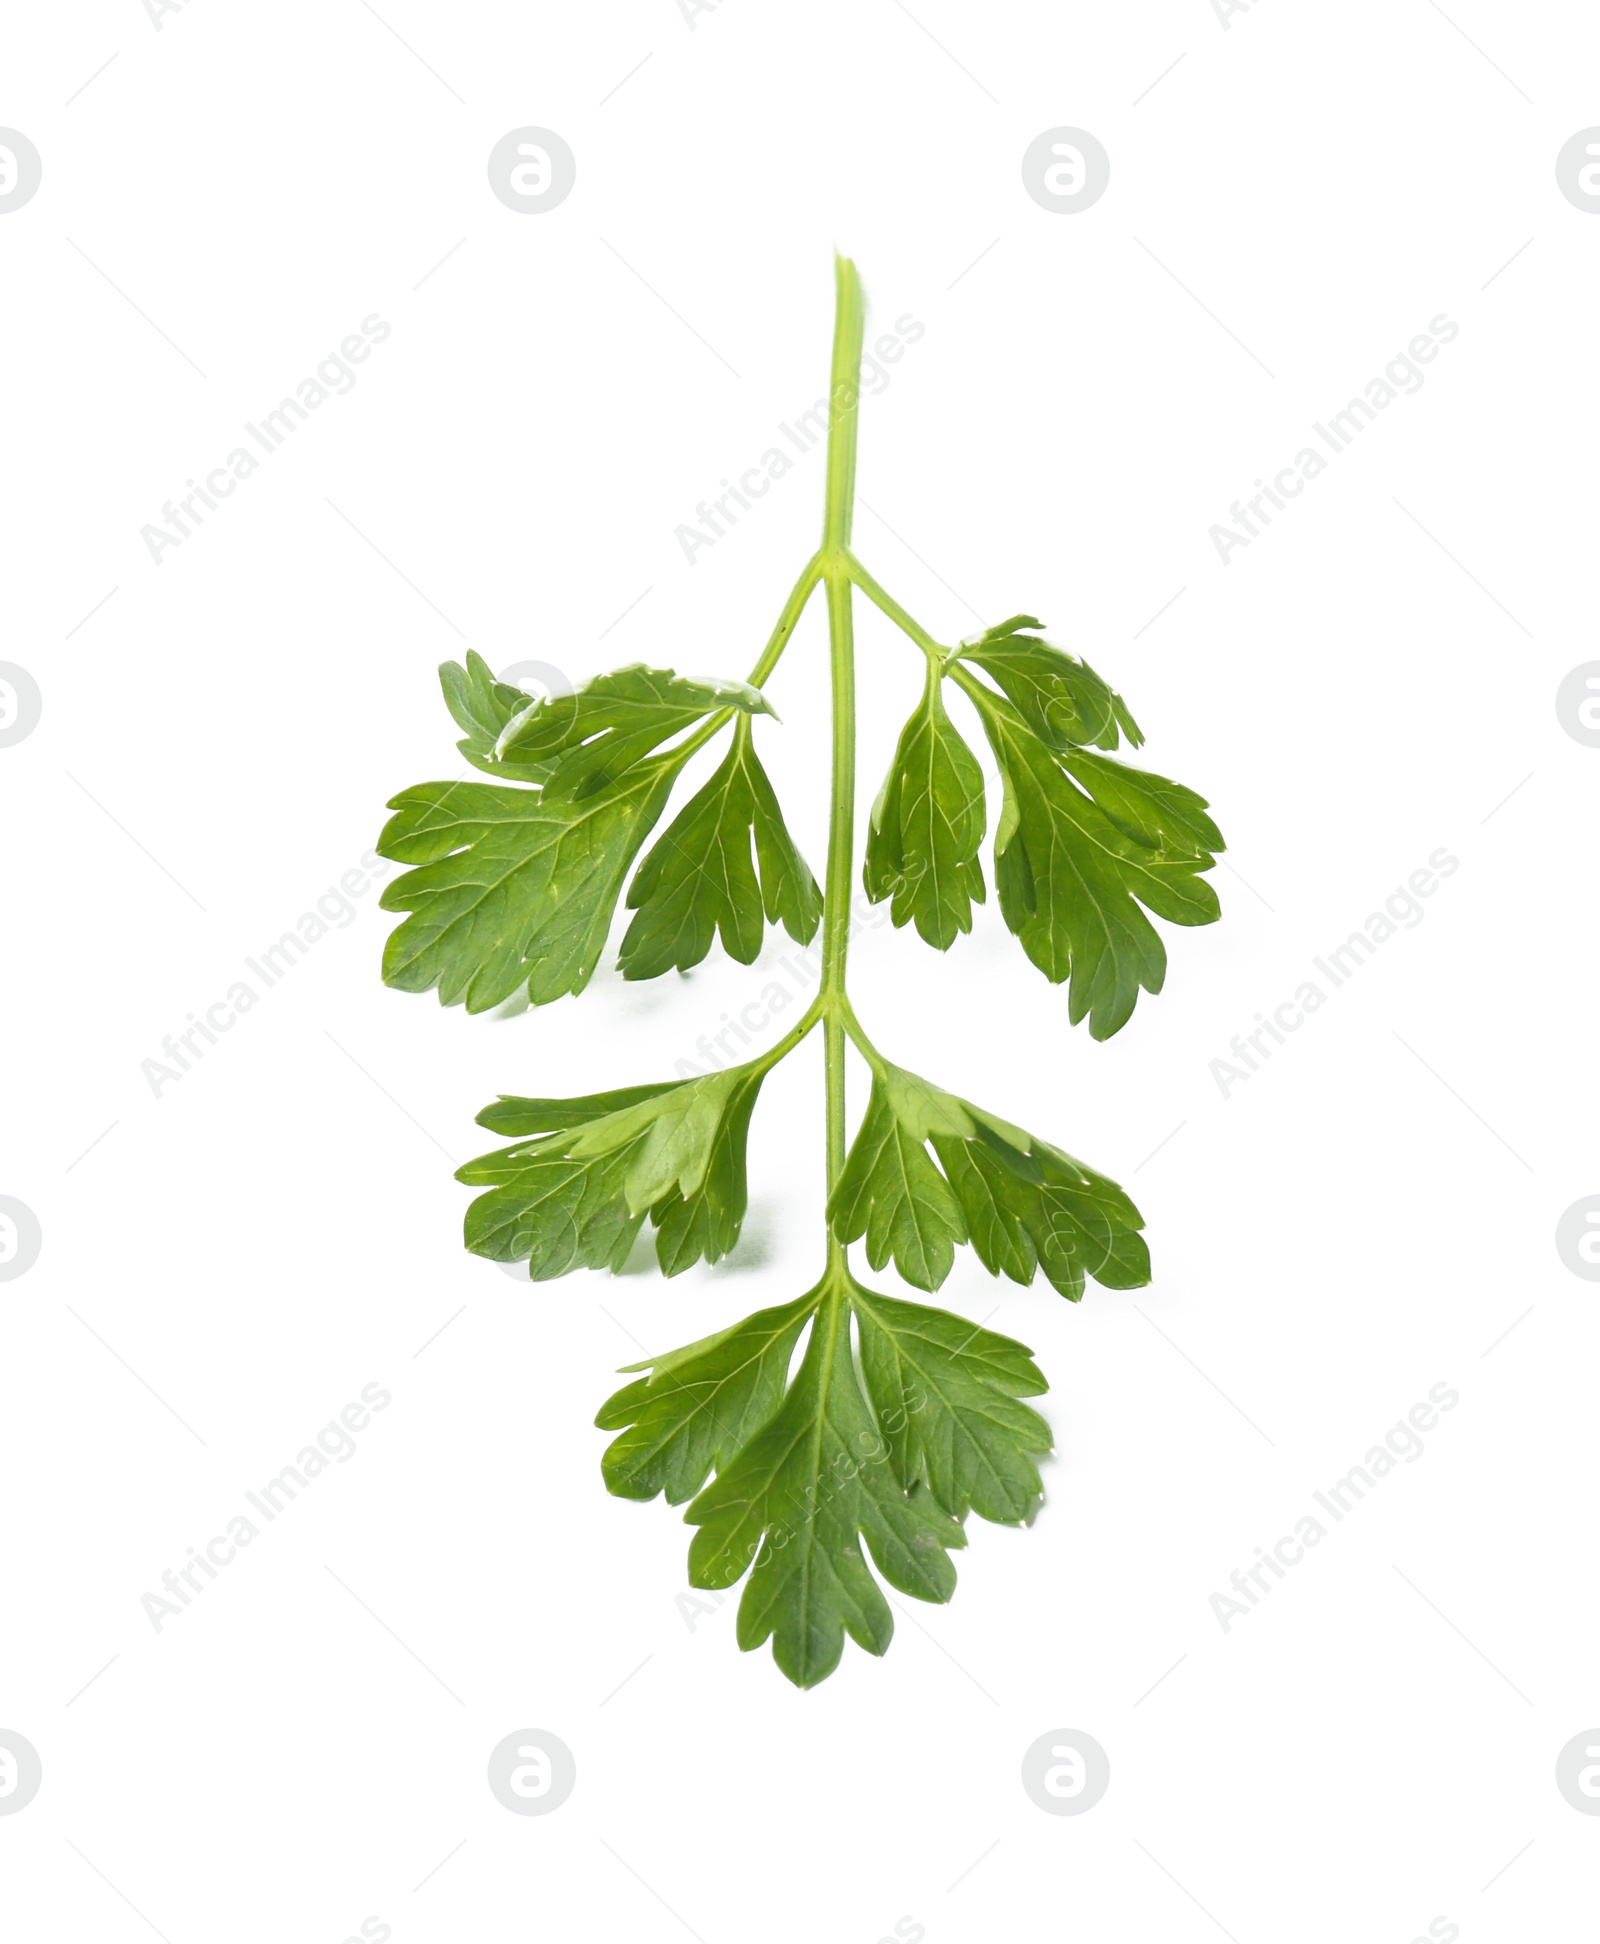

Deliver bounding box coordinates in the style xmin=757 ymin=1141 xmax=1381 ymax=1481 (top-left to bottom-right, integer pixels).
xmin=378 ymin=662 xmax=781 ymax=1008
xmin=378 ymin=764 xmax=679 ymax=1011
xmin=1056 ymin=744 xmax=1225 ymax=856
xmin=684 ymin=1286 xmax=964 ymax=1688
xmin=829 ymin=1058 xmax=1148 ymax=1297
xmin=955 ymin=616 xmax=1143 ymax=752
xmin=929 ymin=1120 xmax=1150 ymax=1300
xmin=825 ymin=1067 xmax=969 ymax=1291
xmin=475 ymin=1084 xmax=678 ymax=1136
xmin=457 ymin=1063 xmax=770 ymax=1278
xmin=650 ymin=1069 xmax=765 ymax=1274
xmin=618 ymin=717 xmax=821 ymax=979
xmin=863 ymin=672 xmax=987 ymax=949
xmin=963 ymin=682 xmax=1221 ymax=1039
xmin=496 ymin=664 xmax=773 ymax=802
xmin=459 ymin=1134 xmax=641 ymax=1276
xmin=598 ymin=1273 xmax=1057 ymax=1684
xmin=852 ymin=1285 xmax=1051 ymax=1523
xmin=439 ymin=651 xmax=555 ymax=784
xmin=595 ymin=1291 xmax=820 ymax=1504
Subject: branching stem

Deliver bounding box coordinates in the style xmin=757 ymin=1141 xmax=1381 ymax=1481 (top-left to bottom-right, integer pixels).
xmin=818 ymin=258 xmax=867 ymax=1269
xmin=672 ymin=266 xmax=954 ymax=1274
xmin=845 ymin=552 xmax=951 ymax=664
xmin=663 ymin=551 xmax=826 ymax=772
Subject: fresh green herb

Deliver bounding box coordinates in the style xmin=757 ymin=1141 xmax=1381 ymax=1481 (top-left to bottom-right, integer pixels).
xmin=377 ymin=258 xmax=1225 ymax=1686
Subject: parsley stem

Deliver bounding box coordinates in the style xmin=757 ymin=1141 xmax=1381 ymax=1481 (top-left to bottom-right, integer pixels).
xmin=837 ymin=995 xmax=888 ymax=1076
xmin=656 ymin=552 xmax=825 ymax=774
xmin=749 ymin=992 xmax=827 ymax=1073
xmin=844 ymin=554 xmax=950 ymax=662
xmin=819 ymin=256 xmax=866 ymax=1254
xmin=749 ymin=549 xmax=825 ymax=689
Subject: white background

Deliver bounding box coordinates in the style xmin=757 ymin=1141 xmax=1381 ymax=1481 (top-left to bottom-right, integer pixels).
xmin=4 ymin=1 xmax=1598 ymax=1939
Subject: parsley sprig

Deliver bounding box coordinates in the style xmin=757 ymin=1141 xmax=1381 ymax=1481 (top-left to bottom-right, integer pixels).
xmin=377 ymin=258 xmax=1224 ymax=1686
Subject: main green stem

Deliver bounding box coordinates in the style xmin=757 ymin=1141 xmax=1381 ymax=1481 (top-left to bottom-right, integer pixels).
xmin=819 ymin=257 xmax=865 ymax=1267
